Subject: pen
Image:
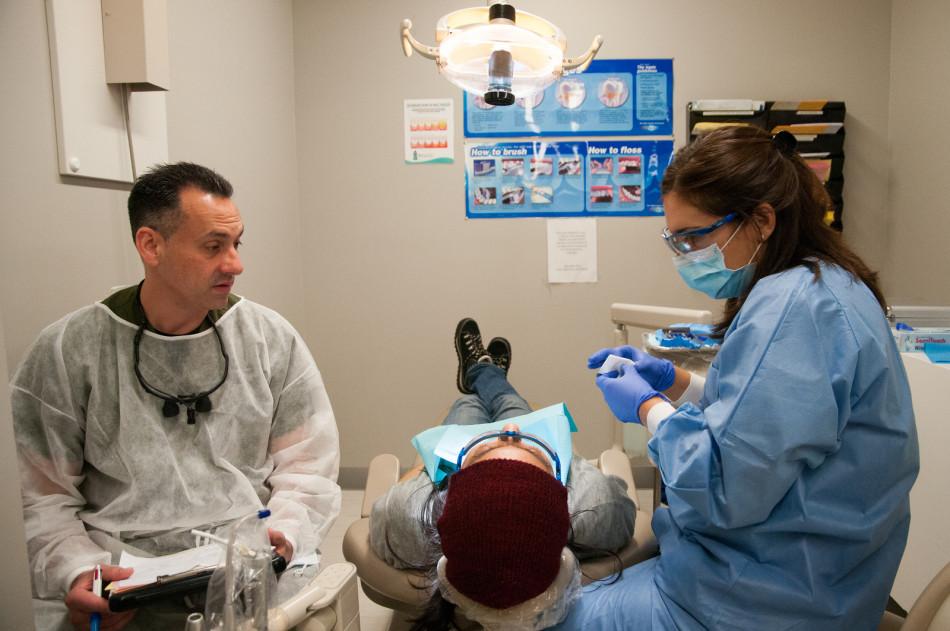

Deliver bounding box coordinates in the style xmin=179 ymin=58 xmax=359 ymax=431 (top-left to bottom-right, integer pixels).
xmin=91 ymin=564 xmax=102 ymax=631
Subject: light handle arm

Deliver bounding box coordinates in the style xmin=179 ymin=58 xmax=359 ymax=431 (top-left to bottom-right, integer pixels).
xmin=401 ymin=19 xmax=439 ymax=60
xmin=563 ymin=34 xmax=604 ymax=73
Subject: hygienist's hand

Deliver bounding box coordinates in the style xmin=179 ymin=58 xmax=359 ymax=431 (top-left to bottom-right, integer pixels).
xmin=268 ymin=528 xmax=294 ymax=563
xmin=596 ymin=364 xmax=664 ymax=424
xmin=66 ymin=565 xmax=136 ymax=630
xmin=587 ymin=345 xmax=676 ymax=391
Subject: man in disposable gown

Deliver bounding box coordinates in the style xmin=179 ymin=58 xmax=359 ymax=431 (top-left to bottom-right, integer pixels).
xmin=11 ymin=162 xmax=341 ymax=630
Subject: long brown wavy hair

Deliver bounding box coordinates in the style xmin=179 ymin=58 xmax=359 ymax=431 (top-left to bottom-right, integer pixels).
xmin=661 ymin=126 xmax=885 ymax=336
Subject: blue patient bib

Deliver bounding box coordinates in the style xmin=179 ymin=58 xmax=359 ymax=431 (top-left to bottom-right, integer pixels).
xmin=411 ymin=403 xmax=578 ymax=485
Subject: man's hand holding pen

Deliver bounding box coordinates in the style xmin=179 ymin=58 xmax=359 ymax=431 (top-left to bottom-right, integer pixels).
xmin=65 ymin=564 xmax=136 ymax=631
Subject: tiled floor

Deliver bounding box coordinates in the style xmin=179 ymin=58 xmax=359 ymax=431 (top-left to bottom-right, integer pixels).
xmin=322 ymin=486 xmax=655 ymax=631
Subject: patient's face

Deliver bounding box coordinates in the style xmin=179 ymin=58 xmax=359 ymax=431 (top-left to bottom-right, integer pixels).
xmin=460 ymin=423 xmax=554 ymax=476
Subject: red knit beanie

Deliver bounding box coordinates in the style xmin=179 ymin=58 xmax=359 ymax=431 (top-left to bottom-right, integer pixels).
xmin=437 ymin=458 xmax=570 ymax=610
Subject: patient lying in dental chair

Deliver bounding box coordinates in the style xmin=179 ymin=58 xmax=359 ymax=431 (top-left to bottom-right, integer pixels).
xmin=369 ymin=319 xmax=636 ymax=631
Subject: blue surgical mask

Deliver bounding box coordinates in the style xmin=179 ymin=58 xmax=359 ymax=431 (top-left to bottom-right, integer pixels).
xmin=672 ymin=224 xmax=761 ymax=299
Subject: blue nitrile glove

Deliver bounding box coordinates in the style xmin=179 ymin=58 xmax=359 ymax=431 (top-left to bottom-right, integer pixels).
xmin=595 ymin=364 xmax=664 ymax=424
xmin=587 ymin=345 xmax=676 ymax=391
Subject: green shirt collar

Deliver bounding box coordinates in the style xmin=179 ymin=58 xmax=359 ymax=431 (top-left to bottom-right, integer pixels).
xmin=101 ymin=283 xmax=239 ymax=335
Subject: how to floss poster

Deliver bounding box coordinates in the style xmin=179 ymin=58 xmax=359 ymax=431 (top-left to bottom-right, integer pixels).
xmin=465 ymin=140 xmax=673 ymax=218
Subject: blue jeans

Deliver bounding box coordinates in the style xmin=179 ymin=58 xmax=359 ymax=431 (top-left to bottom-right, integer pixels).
xmin=441 ymin=363 xmax=530 ymax=426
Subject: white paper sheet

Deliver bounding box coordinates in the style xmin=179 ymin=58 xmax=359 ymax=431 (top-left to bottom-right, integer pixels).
xmin=547 ymin=218 xmax=597 ymax=283
xmin=110 ymin=545 xmax=224 ymax=590
xmin=288 ymin=551 xmax=321 ymax=569
xmin=108 ymin=543 xmax=318 ymax=592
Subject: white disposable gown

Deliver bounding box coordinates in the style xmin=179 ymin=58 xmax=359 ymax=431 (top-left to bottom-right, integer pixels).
xmin=11 ymin=297 xmax=341 ymax=605
xmin=556 ymin=263 xmax=919 ymax=630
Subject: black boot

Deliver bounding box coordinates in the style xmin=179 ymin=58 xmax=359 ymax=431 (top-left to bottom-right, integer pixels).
xmin=487 ymin=337 xmax=512 ymax=376
xmin=454 ymin=318 xmax=491 ymax=394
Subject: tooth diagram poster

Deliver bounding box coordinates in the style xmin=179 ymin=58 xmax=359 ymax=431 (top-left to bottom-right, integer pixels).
xmin=405 ymin=99 xmax=454 ymax=164
xmin=463 ymin=59 xmax=673 ymax=138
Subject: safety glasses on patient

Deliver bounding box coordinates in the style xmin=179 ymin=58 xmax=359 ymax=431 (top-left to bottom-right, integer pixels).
xmin=661 ymin=212 xmax=738 ymax=255
xmin=456 ymin=430 xmax=562 ymax=482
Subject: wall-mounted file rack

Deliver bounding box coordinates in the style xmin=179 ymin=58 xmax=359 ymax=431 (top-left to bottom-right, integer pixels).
xmin=687 ymin=100 xmax=846 ymax=231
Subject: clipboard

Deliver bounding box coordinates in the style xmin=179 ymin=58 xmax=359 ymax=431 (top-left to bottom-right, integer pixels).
xmin=107 ymin=551 xmax=288 ymax=612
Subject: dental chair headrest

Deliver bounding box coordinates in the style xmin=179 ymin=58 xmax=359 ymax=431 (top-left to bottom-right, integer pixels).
xmin=437 ymin=458 xmax=569 ymax=609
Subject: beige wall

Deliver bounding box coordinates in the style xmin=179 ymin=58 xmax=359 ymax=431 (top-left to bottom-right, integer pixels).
xmin=292 ymin=0 xmax=896 ymax=470
xmin=883 ymin=0 xmax=950 ymax=303
xmin=0 ymin=0 xmax=301 ymax=615
xmin=0 ymin=0 xmax=305 ymax=370
xmin=166 ymin=0 xmax=306 ymax=327
xmin=0 ymin=1 xmax=139 ymax=371
xmin=0 ymin=307 xmax=34 ymax=628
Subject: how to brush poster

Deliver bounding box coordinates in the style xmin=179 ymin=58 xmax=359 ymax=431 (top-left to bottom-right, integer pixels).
xmin=465 ymin=140 xmax=673 ymax=218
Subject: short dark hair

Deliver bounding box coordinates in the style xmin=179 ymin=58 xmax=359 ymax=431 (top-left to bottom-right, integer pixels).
xmin=127 ymin=162 xmax=233 ymax=239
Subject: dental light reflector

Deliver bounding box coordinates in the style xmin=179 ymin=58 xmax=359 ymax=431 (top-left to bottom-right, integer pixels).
xmin=402 ymin=3 xmax=603 ymax=107
xmin=439 ymin=22 xmax=560 ymax=105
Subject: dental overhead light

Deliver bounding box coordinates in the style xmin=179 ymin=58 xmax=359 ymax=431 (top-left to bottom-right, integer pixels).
xmin=401 ymin=2 xmax=603 ymax=106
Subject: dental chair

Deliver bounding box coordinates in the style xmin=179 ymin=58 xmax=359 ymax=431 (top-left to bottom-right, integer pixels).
xmin=267 ymin=563 xmax=361 ymax=631
xmin=879 ymin=562 xmax=950 ymax=631
xmin=341 ymin=449 xmax=658 ymax=619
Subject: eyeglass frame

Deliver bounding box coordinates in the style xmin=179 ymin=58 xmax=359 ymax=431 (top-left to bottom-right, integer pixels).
xmin=661 ymin=212 xmax=739 ymax=255
xmin=455 ymin=430 xmax=562 ymax=482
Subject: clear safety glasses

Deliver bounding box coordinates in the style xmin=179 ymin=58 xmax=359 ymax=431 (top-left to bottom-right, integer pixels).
xmin=456 ymin=430 xmax=562 ymax=482
xmin=661 ymin=212 xmax=738 ymax=255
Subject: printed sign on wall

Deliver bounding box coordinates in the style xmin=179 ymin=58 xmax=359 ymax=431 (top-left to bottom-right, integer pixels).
xmin=465 ymin=140 xmax=673 ymax=218
xmin=404 ymin=98 xmax=454 ymax=164
xmin=463 ymin=59 xmax=673 ymax=138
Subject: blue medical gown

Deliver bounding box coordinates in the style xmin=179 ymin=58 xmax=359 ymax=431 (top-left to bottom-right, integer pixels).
xmin=557 ymin=264 xmax=919 ymax=630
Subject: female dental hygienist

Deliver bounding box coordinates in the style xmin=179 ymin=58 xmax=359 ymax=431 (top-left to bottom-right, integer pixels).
xmin=557 ymin=127 xmax=919 ymax=630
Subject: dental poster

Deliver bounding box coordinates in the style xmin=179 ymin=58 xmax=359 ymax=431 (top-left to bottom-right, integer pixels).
xmin=465 ymin=140 xmax=673 ymax=218
xmin=547 ymin=219 xmax=597 ymax=284
xmin=404 ymin=99 xmax=454 ymax=164
xmin=463 ymin=59 xmax=673 ymax=138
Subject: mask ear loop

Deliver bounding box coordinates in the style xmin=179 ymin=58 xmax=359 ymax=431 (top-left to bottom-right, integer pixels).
xmin=720 ymin=219 xmax=745 ymax=251
xmin=745 ymin=241 xmax=764 ymax=267
xmin=745 ymin=217 xmax=769 ymax=266
xmin=722 ymin=218 xmax=765 ymax=268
